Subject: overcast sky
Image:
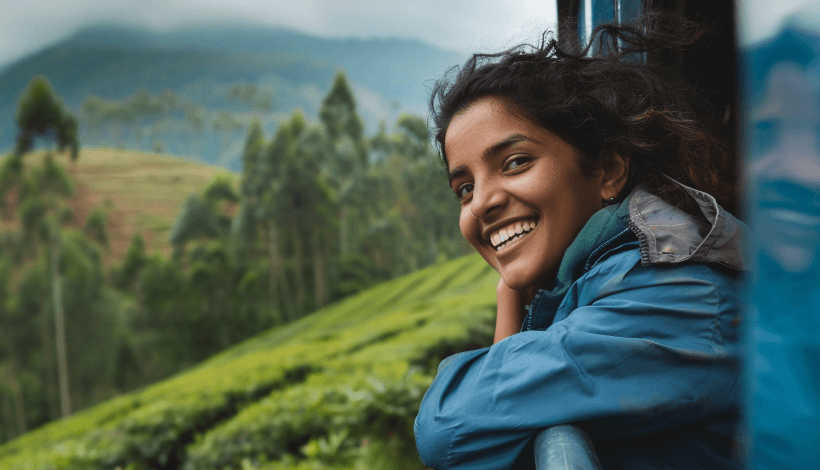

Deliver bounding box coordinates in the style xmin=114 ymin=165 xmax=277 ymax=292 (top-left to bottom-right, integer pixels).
xmin=0 ymin=0 xmax=557 ymax=69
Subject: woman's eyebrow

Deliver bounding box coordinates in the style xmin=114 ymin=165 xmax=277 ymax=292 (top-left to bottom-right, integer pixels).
xmin=486 ymin=133 xmax=535 ymax=158
xmin=447 ymin=134 xmax=535 ymax=183
xmin=447 ymin=166 xmax=467 ymax=184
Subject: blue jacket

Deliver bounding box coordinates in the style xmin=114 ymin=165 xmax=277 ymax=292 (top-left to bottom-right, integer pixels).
xmin=414 ymin=184 xmax=746 ymax=470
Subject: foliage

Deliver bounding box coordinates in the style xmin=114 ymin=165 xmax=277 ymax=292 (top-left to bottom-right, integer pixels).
xmin=15 ymin=76 xmax=79 ymax=160
xmin=112 ymin=234 xmax=146 ymax=290
xmin=204 ymin=174 xmax=239 ymax=233
xmin=320 ymin=73 xmax=364 ymax=145
xmin=240 ymin=120 xmax=266 ymax=199
xmin=168 ymin=194 xmax=221 ymax=245
xmin=205 ymin=174 xmax=239 ymax=205
xmin=213 ymin=110 xmax=244 ymax=134
xmin=227 ymin=83 xmax=274 ymax=112
xmin=83 ymin=205 xmax=109 ymax=247
xmin=152 ymin=75 xmax=470 ymax=339
xmin=0 ymin=68 xmax=474 ymax=466
xmin=13 ymin=148 xmax=238 ymax=265
xmin=0 ymin=251 xmax=498 ymax=470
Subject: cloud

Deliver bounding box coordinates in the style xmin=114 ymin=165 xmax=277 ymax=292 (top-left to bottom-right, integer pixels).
xmin=0 ymin=0 xmax=556 ymax=68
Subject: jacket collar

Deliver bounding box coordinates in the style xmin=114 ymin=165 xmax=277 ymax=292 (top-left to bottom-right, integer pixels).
xmin=627 ymin=180 xmax=746 ymax=271
xmin=522 ymin=182 xmax=745 ymax=331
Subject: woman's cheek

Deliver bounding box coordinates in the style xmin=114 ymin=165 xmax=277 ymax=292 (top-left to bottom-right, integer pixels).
xmin=459 ymin=209 xmax=476 ymax=244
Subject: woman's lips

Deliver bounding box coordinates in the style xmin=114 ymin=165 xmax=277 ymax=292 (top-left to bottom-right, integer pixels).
xmin=490 ymin=220 xmax=538 ymax=247
xmin=494 ymin=221 xmax=538 ymax=254
xmin=757 ymin=201 xmax=820 ymax=241
xmin=763 ymin=207 xmax=820 ymax=226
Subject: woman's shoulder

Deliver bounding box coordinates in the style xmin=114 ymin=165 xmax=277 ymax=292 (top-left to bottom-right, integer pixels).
xmin=577 ymin=181 xmax=747 ymax=304
xmin=585 ymin=239 xmax=744 ymax=291
xmin=563 ymin=241 xmax=745 ymax=353
xmin=625 ymin=183 xmax=746 ymax=271
xmin=579 ymin=236 xmax=745 ymax=314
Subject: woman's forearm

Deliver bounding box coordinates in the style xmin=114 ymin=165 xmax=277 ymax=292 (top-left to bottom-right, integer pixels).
xmin=494 ymin=280 xmax=528 ymax=343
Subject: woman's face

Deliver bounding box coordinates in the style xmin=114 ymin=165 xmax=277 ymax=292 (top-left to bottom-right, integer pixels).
xmin=445 ymin=96 xmax=607 ymax=290
xmin=749 ymin=62 xmax=820 ymax=273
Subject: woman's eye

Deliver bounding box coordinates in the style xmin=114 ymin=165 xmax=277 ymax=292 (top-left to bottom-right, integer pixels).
xmin=456 ymin=183 xmax=474 ymax=199
xmin=504 ymin=156 xmax=531 ymax=172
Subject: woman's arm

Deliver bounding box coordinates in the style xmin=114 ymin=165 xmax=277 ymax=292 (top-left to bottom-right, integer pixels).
xmin=415 ymin=251 xmax=742 ymax=470
xmin=493 ymin=279 xmax=535 ymax=343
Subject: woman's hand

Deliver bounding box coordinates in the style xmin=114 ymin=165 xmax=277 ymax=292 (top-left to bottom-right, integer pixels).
xmin=494 ymin=279 xmax=540 ymax=344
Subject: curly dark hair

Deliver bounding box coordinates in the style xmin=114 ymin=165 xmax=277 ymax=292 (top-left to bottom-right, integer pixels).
xmin=430 ymin=16 xmax=736 ymax=213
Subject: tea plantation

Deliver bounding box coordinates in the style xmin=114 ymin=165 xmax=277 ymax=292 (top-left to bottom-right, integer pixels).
xmin=0 ymin=253 xmax=498 ymax=470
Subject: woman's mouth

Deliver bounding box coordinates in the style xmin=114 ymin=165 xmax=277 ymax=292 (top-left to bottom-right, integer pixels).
xmin=758 ymin=200 xmax=820 ymax=237
xmin=764 ymin=207 xmax=820 ymax=226
xmin=491 ymin=220 xmax=539 ymax=252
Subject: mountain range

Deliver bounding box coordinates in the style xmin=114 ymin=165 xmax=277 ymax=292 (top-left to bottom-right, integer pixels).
xmin=0 ymin=23 xmax=465 ymax=169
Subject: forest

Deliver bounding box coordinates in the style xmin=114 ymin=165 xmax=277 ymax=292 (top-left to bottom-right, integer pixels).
xmin=0 ymin=71 xmax=485 ymax=468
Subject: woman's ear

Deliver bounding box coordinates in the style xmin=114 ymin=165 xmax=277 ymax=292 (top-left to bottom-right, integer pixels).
xmin=598 ymin=151 xmax=630 ymax=201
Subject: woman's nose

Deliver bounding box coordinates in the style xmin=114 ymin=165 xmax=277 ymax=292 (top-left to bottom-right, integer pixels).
xmin=470 ymin=180 xmax=506 ymax=219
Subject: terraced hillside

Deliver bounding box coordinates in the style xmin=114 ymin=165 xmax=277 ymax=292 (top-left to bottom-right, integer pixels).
xmin=0 ymin=253 xmax=498 ymax=470
xmin=5 ymin=148 xmax=236 ymax=264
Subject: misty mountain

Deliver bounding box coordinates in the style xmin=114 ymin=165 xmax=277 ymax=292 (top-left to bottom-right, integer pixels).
xmin=0 ymin=23 xmax=464 ymax=169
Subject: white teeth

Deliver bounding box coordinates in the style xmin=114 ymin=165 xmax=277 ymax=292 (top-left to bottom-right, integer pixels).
xmin=496 ymin=232 xmax=525 ymax=251
xmin=490 ymin=220 xmax=539 ymax=248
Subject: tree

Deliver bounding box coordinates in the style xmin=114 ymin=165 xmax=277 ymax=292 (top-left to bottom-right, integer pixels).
xmin=395 ymin=114 xmax=431 ymax=161
xmin=125 ymin=89 xmax=162 ymax=148
xmin=230 ymin=202 xmax=257 ymax=244
xmin=10 ymin=76 xmax=81 ymax=419
xmin=0 ymin=254 xmax=27 ymax=436
xmin=168 ymin=193 xmax=221 ymax=249
xmin=292 ymin=126 xmax=336 ymax=308
xmin=31 ymin=157 xmax=74 ymax=418
xmin=16 ymin=76 xmax=79 ymax=161
xmin=204 ymin=174 xmax=240 ymax=234
xmin=84 ymin=204 xmax=109 ymax=247
xmin=320 ymin=72 xmax=365 ymax=150
xmin=212 ymin=110 xmax=244 ymax=157
xmin=255 ymin=114 xmax=305 ymax=319
xmin=319 ymin=73 xmax=369 ymax=260
xmin=240 ymin=120 xmax=265 ymax=200
xmin=114 ymin=233 xmax=146 ymax=290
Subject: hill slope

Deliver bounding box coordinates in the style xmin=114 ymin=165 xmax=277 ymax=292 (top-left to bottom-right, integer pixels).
xmin=0 ymin=251 xmax=498 ymax=469
xmin=5 ymin=148 xmax=236 ymax=265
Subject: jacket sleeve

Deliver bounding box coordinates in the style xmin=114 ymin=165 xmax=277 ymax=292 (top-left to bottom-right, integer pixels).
xmin=413 ymin=250 xmax=742 ymax=470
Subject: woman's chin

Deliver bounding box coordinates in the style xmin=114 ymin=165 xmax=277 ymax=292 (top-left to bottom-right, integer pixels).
xmin=499 ymin=269 xmax=544 ymax=292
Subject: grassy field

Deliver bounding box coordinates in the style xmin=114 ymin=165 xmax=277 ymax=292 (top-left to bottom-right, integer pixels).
xmin=5 ymin=148 xmax=236 ymax=265
xmin=0 ymin=250 xmax=499 ymax=470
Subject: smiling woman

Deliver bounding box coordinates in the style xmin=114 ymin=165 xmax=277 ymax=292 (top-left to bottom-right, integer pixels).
xmin=414 ymin=16 xmax=746 ymax=470
xmin=446 ymin=97 xmax=626 ymax=290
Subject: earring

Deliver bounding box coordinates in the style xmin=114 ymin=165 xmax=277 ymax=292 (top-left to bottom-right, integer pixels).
xmin=603 ymin=197 xmax=615 ymax=206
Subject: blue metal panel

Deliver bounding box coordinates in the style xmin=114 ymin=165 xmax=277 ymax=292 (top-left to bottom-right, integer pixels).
xmin=576 ymin=0 xmax=644 ymax=57
xmin=617 ymin=0 xmax=642 ymax=25
xmin=578 ymin=0 xmax=591 ymax=49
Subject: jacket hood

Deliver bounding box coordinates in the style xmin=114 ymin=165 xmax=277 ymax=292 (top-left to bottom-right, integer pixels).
xmin=627 ymin=180 xmax=746 ymax=271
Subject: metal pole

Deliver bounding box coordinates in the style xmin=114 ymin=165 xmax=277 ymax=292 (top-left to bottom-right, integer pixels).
xmin=534 ymin=425 xmax=603 ymax=470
